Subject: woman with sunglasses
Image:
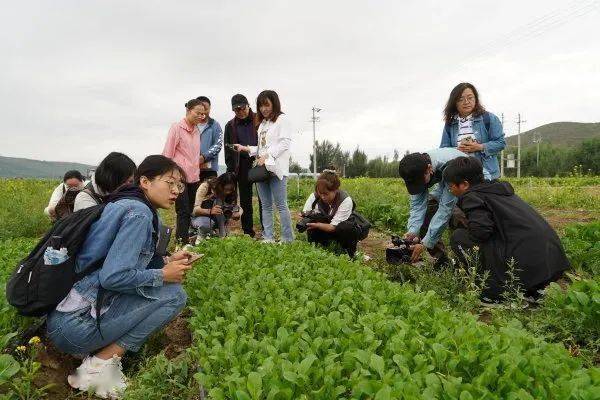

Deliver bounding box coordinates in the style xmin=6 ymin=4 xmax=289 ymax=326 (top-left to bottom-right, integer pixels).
xmin=440 ymin=83 xmax=505 ymax=180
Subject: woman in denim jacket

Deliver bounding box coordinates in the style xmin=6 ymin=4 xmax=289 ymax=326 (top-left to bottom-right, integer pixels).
xmin=440 ymin=82 xmax=506 ymax=180
xmin=46 ymin=155 xmax=194 ymax=399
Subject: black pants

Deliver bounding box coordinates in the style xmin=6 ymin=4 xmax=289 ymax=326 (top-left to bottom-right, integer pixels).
xmin=199 ymin=169 xmax=217 ymax=183
xmin=451 ymin=228 xmax=562 ymax=300
xmin=307 ymin=220 xmax=361 ymax=258
xmin=237 ymin=157 xmax=262 ymax=236
xmin=175 ymin=181 xmax=200 ymax=244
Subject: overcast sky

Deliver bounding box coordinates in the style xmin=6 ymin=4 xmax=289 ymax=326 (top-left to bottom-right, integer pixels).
xmin=1 ymin=0 xmax=599 ymax=168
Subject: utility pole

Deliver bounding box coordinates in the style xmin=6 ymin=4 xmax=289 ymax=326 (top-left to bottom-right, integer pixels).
xmin=500 ymin=113 xmax=505 ymax=178
xmin=311 ymin=107 xmax=322 ymax=178
xmin=516 ymin=113 xmax=526 ymax=178
xmin=533 ymin=132 xmax=542 ymax=168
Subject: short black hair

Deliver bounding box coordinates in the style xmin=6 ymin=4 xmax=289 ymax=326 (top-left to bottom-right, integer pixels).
xmin=398 ymin=153 xmax=431 ymax=180
xmin=196 ymin=96 xmax=211 ymax=105
xmin=136 ymin=155 xmax=187 ymax=184
xmin=443 ymin=156 xmax=485 ymax=185
xmin=63 ymin=170 xmax=84 ymax=182
xmin=95 ymin=152 xmax=137 ymax=193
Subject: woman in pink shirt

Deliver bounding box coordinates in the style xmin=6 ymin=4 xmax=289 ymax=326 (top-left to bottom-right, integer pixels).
xmin=163 ymin=98 xmax=205 ymax=244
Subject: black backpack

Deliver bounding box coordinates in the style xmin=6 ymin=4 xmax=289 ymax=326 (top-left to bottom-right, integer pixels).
xmin=6 ymin=204 xmax=107 ymax=316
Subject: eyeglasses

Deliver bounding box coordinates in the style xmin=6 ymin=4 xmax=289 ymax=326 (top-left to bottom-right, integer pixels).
xmin=157 ymin=179 xmax=185 ymax=193
xmin=233 ymin=106 xmax=247 ymax=112
xmin=458 ymin=96 xmax=476 ymax=104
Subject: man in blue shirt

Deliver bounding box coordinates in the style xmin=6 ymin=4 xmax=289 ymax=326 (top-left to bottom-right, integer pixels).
xmin=196 ymin=96 xmax=223 ymax=182
xmin=398 ymin=148 xmax=469 ymax=266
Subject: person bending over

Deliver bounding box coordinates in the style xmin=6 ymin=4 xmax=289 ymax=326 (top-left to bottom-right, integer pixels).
xmin=44 ymin=170 xmax=85 ymax=221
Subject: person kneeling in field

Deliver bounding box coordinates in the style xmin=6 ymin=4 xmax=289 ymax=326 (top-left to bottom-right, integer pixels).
xmin=191 ymin=172 xmax=242 ymax=242
xmin=299 ymin=170 xmax=365 ymax=258
xmin=444 ymin=156 xmax=569 ymax=303
xmin=46 ymin=155 xmax=194 ymax=399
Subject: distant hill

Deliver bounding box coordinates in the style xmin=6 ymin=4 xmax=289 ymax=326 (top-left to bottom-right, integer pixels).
xmin=0 ymin=156 xmax=94 ymax=179
xmin=505 ymin=122 xmax=600 ymax=148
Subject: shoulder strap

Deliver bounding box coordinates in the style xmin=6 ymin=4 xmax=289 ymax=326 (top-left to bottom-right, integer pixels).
xmin=83 ymin=182 xmax=103 ymax=205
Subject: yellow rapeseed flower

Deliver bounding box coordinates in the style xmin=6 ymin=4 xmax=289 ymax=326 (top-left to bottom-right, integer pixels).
xmin=16 ymin=345 xmax=26 ymax=352
xmin=28 ymin=336 xmax=41 ymax=345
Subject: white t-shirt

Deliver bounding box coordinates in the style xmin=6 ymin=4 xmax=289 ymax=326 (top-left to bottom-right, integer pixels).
xmin=302 ymin=192 xmax=353 ymax=226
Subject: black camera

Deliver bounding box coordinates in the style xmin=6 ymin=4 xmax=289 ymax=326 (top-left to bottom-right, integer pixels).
xmin=225 ymin=143 xmax=236 ymax=151
xmin=222 ymin=204 xmax=236 ymax=219
xmin=296 ymin=211 xmax=330 ymax=233
xmin=386 ymin=235 xmax=413 ymax=264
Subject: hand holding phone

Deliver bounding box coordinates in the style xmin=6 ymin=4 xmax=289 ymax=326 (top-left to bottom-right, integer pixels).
xmin=186 ymin=252 xmax=204 ymax=265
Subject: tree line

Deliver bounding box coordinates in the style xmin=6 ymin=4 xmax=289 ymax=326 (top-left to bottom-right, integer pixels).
xmin=290 ymin=138 xmax=600 ymax=178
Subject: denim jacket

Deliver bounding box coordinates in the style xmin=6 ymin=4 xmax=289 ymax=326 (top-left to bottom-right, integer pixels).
xmin=199 ymin=118 xmax=223 ymax=172
xmin=407 ymin=148 xmax=466 ymax=249
xmin=440 ymin=112 xmax=505 ymax=180
xmin=70 ymin=199 xmax=164 ymax=313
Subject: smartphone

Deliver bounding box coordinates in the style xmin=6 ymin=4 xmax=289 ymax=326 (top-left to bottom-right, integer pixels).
xmin=186 ymin=252 xmax=204 ymax=265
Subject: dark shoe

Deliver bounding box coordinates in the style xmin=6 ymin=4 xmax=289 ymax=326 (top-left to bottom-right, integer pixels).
xmin=244 ymin=230 xmax=256 ymax=238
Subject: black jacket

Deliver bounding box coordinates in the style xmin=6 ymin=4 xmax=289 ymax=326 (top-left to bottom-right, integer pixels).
xmin=224 ymin=111 xmax=257 ymax=173
xmin=458 ymin=181 xmax=569 ymax=297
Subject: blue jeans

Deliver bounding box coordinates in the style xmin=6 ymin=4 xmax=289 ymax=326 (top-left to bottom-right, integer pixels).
xmin=256 ymin=176 xmax=294 ymax=242
xmin=46 ymin=284 xmax=187 ymax=355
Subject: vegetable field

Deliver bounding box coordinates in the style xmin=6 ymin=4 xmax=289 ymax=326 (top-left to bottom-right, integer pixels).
xmin=0 ymin=177 xmax=598 ymax=399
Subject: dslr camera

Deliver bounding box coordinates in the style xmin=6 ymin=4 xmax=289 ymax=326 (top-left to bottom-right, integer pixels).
xmin=296 ymin=211 xmax=330 ymax=233
xmin=385 ymin=235 xmax=413 ymax=264
xmin=221 ymin=204 xmax=237 ymax=219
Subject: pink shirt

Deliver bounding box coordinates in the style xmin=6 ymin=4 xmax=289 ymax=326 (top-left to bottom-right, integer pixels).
xmin=162 ymin=119 xmax=201 ymax=183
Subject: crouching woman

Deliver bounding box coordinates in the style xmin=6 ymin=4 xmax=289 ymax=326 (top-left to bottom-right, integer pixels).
xmin=300 ymin=170 xmax=363 ymax=257
xmin=46 ymin=155 xmax=194 ymax=399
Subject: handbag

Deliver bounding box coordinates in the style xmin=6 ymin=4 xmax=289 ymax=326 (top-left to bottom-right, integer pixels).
xmin=247 ymin=165 xmax=273 ymax=183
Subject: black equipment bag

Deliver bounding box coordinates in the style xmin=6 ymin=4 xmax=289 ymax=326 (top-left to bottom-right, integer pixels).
xmin=6 ymin=205 xmax=107 ymax=316
xmin=347 ymin=211 xmax=371 ymax=241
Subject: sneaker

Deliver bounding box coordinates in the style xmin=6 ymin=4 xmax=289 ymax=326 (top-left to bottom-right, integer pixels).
xmin=260 ymin=238 xmax=276 ymax=244
xmin=68 ymin=355 xmax=127 ymax=399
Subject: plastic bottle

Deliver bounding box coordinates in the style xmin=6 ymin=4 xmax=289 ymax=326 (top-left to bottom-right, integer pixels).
xmin=43 ymin=236 xmax=69 ymax=265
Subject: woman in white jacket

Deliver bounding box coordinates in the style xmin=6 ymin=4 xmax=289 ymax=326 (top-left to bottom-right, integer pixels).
xmin=235 ymin=90 xmax=294 ymax=242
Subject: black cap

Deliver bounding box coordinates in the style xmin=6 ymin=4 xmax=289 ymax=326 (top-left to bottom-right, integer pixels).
xmin=231 ymin=94 xmax=249 ymax=110
xmin=398 ymin=153 xmax=430 ymax=195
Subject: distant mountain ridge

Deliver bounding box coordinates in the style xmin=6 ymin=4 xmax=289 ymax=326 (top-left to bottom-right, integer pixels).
xmin=505 ymin=122 xmax=600 ymax=148
xmin=0 ymin=156 xmax=95 ymax=179
xmin=0 ymin=155 xmax=228 ymax=179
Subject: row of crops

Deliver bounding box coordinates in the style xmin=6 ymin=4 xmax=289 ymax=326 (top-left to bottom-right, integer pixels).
xmin=124 ymin=238 xmax=600 ymax=399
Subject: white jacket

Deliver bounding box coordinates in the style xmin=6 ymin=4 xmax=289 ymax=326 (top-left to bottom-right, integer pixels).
xmin=249 ymin=114 xmax=292 ymax=180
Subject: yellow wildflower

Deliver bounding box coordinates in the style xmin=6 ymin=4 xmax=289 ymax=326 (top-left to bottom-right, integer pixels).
xmin=16 ymin=345 xmax=26 ymax=352
xmin=28 ymin=336 xmax=41 ymax=345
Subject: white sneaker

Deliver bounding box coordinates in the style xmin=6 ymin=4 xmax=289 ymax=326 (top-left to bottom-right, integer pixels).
xmin=260 ymin=238 xmax=276 ymax=244
xmin=68 ymin=355 xmax=127 ymax=399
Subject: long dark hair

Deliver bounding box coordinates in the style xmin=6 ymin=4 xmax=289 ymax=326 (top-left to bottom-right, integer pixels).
xmin=135 ymin=155 xmax=187 ymax=184
xmin=443 ymin=82 xmax=485 ymax=124
xmin=95 ymin=152 xmax=136 ymax=194
xmin=256 ymin=90 xmax=283 ymax=124
xmin=209 ymin=172 xmax=238 ymax=203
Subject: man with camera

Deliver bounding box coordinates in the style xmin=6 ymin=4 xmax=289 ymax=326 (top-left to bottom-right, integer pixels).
xmin=223 ymin=94 xmax=262 ymax=237
xmin=397 ymin=147 xmax=471 ymax=267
